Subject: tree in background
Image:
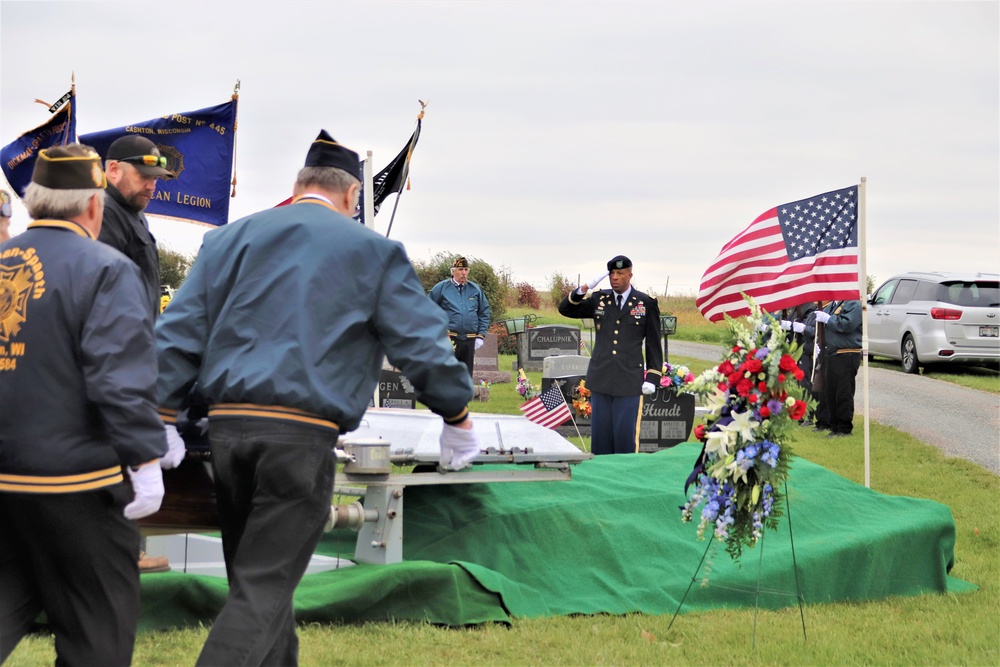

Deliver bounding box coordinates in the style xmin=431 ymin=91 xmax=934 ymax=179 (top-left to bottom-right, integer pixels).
xmin=547 ymin=271 xmax=576 ymax=307
xmin=411 ymin=251 xmax=508 ymax=323
xmin=159 ymin=246 xmax=195 ymax=290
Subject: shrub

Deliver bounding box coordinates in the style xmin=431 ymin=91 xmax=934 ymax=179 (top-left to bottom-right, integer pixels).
xmin=547 ymin=271 xmax=576 ymax=308
xmin=489 ymin=322 xmax=517 ymax=355
xmin=514 ymin=282 xmax=541 ymax=310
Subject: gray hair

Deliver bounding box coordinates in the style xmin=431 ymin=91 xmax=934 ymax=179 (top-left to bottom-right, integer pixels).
xmin=295 ymin=166 xmax=360 ymax=196
xmin=23 ymin=182 xmax=105 ymax=220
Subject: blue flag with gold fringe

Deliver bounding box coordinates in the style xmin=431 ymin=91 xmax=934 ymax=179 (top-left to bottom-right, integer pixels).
xmin=80 ymin=98 xmax=237 ymax=227
xmin=1 ymin=90 xmax=77 ymax=197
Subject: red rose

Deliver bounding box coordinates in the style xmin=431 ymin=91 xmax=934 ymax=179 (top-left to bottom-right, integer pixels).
xmin=736 ymin=378 xmax=753 ymax=397
xmin=789 ymin=400 xmax=807 ymax=420
xmin=757 ymin=381 xmax=768 ymax=393
xmin=728 ymin=371 xmax=743 ymax=386
xmin=777 ymin=373 xmax=786 ymax=383
xmin=694 ymin=424 xmax=706 ymax=440
xmin=732 ymin=346 xmax=742 ymax=354
xmin=794 ymin=368 xmax=805 ymax=381
xmin=748 ymin=394 xmax=758 ymax=404
xmin=779 ymin=354 xmax=798 ymax=372
xmin=718 ymin=360 xmax=735 ymax=375
xmin=759 ymin=406 xmax=771 ymax=418
xmin=717 ymin=382 xmax=728 ymax=392
xmin=745 ymin=358 xmax=763 ymax=374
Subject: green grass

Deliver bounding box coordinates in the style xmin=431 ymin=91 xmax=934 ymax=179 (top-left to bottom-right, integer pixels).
xmin=7 ymin=353 xmax=998 ymax=666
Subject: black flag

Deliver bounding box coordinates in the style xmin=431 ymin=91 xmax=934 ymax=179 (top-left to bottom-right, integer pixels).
xmin=370 ymin=119 xmax=421 ymax=216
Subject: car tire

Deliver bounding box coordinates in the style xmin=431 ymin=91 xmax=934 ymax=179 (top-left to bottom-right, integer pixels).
xmin=901 ymin=334 xmax=920 ymax=374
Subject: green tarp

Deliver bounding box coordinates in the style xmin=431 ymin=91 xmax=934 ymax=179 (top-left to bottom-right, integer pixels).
xmin=139 ymin=443 xmax=973 ymax=630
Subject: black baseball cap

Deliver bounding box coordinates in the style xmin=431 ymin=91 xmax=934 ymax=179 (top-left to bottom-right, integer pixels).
xmin=106 ymin=135 xmax=174 ymax=179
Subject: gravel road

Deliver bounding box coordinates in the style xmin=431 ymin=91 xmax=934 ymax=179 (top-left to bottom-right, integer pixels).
xmin=668 ymin=340 xmax=1000 ymax=475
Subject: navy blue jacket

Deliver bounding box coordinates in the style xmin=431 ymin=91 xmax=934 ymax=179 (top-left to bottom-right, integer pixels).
xmin=428 ymin=278 xmax=490 ymax=340
xmin=0 ymin=220 xmax=165 ymax=493
xmin=559 ymin=287 xmax=663 ymax=396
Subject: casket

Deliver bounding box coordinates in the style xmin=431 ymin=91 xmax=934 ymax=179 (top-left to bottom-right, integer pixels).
xmin=136 ymin=453 xmax=219 ymax=534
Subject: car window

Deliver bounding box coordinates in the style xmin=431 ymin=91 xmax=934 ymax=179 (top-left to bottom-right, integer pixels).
xmin=872 ymin=280 xmax=896 ymax=305
xmin=889 ymin=279 xmax=917 ymax=305
xmin=941 ymin=281 xmax=1000 ymax=307
xmin=913 ymin=280 xmax=941 ymax=301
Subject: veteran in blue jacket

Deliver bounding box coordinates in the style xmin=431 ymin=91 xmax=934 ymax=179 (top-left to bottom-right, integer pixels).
xmin=0 ymin=145 xmax=166 ymax=666
xmin=559 ymin=255 xmax=663 ymax=454
xmin=155 ymin=130 xmax=481 ymax=667
xmin=428 ymin=256 xmax=491 ymax=377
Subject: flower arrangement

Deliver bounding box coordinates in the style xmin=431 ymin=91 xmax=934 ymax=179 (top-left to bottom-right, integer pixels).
xmin=516 ymin=368 xmax=539 ymax=400
xmin=571 ymin=379 xmax=592 ymax=418
xmin=681 ymin=295 xmax=811 ymax=561
xmin=660 ymin=362 xmax=695 ymax=395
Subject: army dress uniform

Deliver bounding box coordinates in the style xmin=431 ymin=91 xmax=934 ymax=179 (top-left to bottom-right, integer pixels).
xmin=559 ymin=279 xmax=662 ymax=454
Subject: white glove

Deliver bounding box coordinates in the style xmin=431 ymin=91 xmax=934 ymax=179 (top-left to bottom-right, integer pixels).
xmin=474 ymin=338 xmax=484 ymax=351
xmin=792 ymin=322 xmax=805 ymax=333
xmin=124 ymin=463 xmax=165 ymax=520
xmin=814 ymin=310 xmax=831 ymax=324
xmin=160 ymin=424 xmax=186 ymax=469
xmin=779 ymin=320 xmax=792 ymax=331
xmin=641 ymin=381 xmax=656 ymax=395
xmin=439 ymin=422 xmax=481 ymax=471
xmin=586 ymin=271 xmax=609 ymax=291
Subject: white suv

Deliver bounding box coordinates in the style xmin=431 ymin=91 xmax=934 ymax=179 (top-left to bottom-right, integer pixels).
xmin=868 ymin=271 xmax=1000 ymax=373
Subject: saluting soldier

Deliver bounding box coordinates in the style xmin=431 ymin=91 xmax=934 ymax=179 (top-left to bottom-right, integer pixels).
xmin=0 ymin=144 xmax=167 ymax=665
xmin=155 ymin=130 xmax=481 ymax=667
xmin=559 ymin=255 xmax=663 ymax=454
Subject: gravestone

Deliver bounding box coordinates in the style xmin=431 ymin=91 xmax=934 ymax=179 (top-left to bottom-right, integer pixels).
xmin=378 ymin=368 xmax=418 ymax=409
xmin=543 ymin=355 xmax=591 ymax=437
xmin=523 ymin=325 xmax=580 ymax=372
xmin=473 ymin=332 xmax=511 ymax=386
xmin=637 ymin=388 xmax=697 ymax=452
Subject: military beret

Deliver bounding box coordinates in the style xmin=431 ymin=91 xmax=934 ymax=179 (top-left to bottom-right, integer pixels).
xmin=452 ymin=256 xmax=469 ymax=269
xmin=304 ymin=130 xmax=361 ymax=181
xmin=32 ymin=144 xmax=107 ymax=190
xmin=607 ymin=255 xmax=632 ymax=271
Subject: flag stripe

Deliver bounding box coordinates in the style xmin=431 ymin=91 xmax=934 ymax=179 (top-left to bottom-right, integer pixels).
xmin=698 ymin=186 xmax=861 ymax=322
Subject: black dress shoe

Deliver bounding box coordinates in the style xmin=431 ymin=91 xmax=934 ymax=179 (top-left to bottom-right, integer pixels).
xmin=812 ymin=425 xmax=829 ymax=432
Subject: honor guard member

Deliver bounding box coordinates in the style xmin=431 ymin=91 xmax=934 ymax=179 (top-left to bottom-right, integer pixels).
xmin=812 ymin=299 xmax=863 ymax=437
xmin=99 ymin=134 xmax=174 ymax=317
xmin=0 ymin=145 xmax=167 ymax=666
xmin=155 ymin=130 xmax=481 ymax=667
xmin=428 ymin=256 xmax=492 ymax=376
xmin=559 ymin=255 xmax=663 ymax=454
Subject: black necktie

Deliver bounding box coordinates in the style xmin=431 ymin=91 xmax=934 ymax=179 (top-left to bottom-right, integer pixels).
xmin=616 ymin=294 xmax=623 ymax=311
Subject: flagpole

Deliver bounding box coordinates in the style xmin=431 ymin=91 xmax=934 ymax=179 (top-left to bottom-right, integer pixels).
xmin=859 ymin=177 xmax=870 ymax=488
xmin=556 ymin=382 xmax=587 ymax=451
xmin=363 ymin=150 xmax=375 ymax=232
xmin=230 ymin=80 xmax=240 ymax=198
xmin=385 ymin=101 xmax=425 ymax=238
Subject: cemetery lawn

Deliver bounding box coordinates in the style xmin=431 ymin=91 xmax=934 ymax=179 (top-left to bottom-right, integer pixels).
xmin=7 ymin=355 xmax=998 ymax=666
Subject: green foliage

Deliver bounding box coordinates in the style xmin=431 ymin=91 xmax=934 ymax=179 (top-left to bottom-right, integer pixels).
xmin=158 ymin=245 xmax=194 ymax=290
xmin=547 ymin=271 xmax=575 ymax=308
xmin=411 ymin=251 xmax=508 ymax=322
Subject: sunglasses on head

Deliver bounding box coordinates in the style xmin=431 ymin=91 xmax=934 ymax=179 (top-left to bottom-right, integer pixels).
xmin=119 ymin=154 xmax=168 ymax=168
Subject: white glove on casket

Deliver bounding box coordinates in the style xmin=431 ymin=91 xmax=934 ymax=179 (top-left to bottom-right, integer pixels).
xmin=586 ymin=271 xmax=609 ymax=291
xmin=124 ymin=463 xmax=165 ymax=520
xmin=813 ymin=310 xmax=831 ymax=324
xmin=439 ymin=423 xmax=481 ymax=471
xmin=474 ymin=338 xmax=484 ymax=351
xmin=160 ymin=424 xmax=186 ymax=469
xmin=641 ymin=381 xmax=656 ymax=395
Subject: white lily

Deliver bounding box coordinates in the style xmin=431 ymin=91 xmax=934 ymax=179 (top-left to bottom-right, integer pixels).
xmin=725 ymin=409 xmax=760 ymax=442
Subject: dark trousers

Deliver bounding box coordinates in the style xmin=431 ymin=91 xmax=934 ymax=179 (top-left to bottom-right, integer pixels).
xmin=589 ymin=392 xmax=641 ymax=455
xmin=0 ymin=486 xmax=140 ymax=666
xmin=197 ymin=419 xmax=336 ymax=667
xmin=452 ymin=337 xmax=476 ymax=377
xmin=816 ymin=351 xmax=861 ymax=434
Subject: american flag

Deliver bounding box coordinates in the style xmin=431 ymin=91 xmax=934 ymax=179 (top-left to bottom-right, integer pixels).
xmin=519 ymin=383 xmax=573 ymax=429
xmin=697 ymin=185 xmax=862 ymax=322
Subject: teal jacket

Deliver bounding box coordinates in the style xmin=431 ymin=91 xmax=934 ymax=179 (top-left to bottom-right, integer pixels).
xmin=428 ymin=278 xmax=491 ymax=340
xmin=155 ymin=198 xmax=472 ymax=433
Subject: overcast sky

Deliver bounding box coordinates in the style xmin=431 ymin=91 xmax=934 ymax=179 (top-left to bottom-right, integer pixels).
xmin=2 ymin=1 xmax=997 ymax=299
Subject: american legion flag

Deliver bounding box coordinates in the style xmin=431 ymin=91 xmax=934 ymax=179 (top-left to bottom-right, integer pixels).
xmin=697 ymin=185 xmax=862 ymax=322
xmin=519 ymin=383 xmax=573 ymax=430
